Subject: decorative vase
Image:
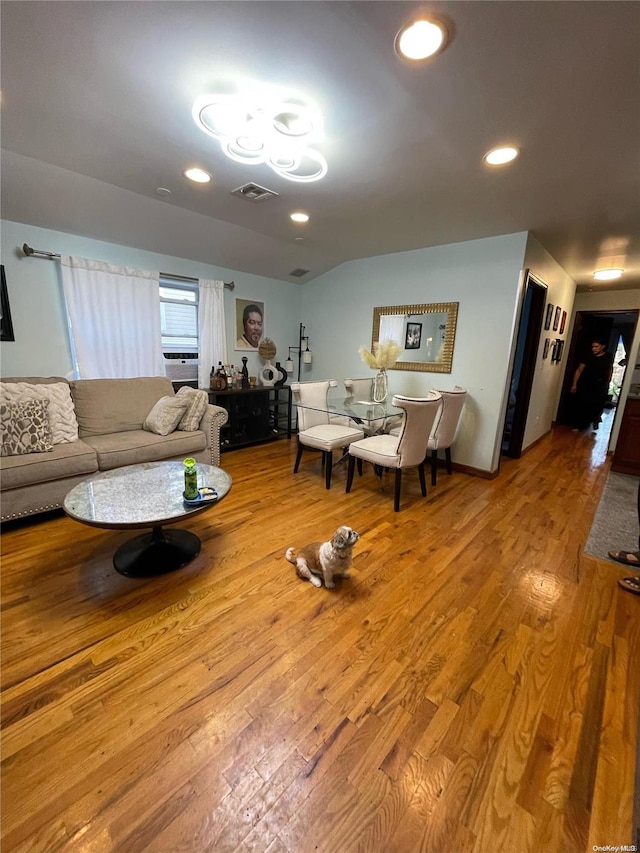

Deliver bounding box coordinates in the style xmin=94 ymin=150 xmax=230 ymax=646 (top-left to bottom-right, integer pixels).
xmin=372 ymin=369 xmax=388 ymax=403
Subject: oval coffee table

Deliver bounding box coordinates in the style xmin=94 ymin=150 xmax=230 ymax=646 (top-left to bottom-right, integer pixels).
xmin=63 ymin=461 xmax=232 ymax=578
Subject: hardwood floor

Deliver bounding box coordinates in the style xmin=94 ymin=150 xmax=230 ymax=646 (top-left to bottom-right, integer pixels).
xmin=1 ymin=421 xmax=638 ymax=852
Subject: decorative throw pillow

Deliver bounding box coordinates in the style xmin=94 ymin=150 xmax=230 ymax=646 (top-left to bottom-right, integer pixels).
xmin=142 ymin=396 xmax=189 ymax=436
xmin=0 ymin=399 xmax=53 ymax=456
xmin=176 ymin=387 xmax=209 ymax=431
xmin=0 ymin=382 xmax=79 ymax=444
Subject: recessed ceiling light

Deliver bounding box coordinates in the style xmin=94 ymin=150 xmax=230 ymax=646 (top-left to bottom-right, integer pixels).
xmin=183 ymin=167 xmax=211 ymax=183
xmin=484 ymin=146 xmax=519 ymax=166
xmin=156 ymin=187 xmax=172 ymax=195
xmin=593 ymin=268 xmax=624 ymax=281
xmin=290 ymin=211 xmax=309 ymax=223
xmin=395 ymin=17 xmax=449 ymax=61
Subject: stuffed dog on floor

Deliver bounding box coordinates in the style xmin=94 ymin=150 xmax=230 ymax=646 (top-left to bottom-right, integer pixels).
xmin=285 ymin=525 xmax=360 ymax=589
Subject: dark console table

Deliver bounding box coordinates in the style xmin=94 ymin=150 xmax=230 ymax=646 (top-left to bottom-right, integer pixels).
xmin=207 ymin=385 xmax=292 ymax=450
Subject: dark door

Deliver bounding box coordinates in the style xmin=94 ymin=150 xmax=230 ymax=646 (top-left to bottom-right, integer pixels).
xmin=556 ymin=310 xmax=638 ymax=426
xmin=502 ymin=271 xmax=547 ymax=458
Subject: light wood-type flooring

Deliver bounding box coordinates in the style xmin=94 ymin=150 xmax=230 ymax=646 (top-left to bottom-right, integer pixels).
xmin=1 ymin=419 xmax=639 ymax=852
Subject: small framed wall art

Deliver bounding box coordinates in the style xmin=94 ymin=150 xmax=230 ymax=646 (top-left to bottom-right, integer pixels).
xmin=543 ymin=338 xmax=550 ymax=359
xmin=544 ymin=303 xmax=553 ymax=331
xmin=553 ymin=306 xmax=561 ymax=331
xmin=559 ymin=310 xmax=567 ymax=335
xmin=404 ymin=322 xmax=422 ymax=350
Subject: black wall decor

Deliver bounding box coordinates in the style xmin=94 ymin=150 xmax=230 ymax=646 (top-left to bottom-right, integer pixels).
xmin=0 ymin=265 xmax=15 ymax=342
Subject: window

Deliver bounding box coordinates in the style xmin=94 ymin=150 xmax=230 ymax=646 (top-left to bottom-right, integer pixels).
xmin=159 ymin=276 xmax=198 ymax=353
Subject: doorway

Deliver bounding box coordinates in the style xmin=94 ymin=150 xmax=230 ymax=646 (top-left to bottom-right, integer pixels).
xmin=556 ymin=310 xmax=638 ymax=431
xmin=502 ymin=271 xmax=547 ymax=458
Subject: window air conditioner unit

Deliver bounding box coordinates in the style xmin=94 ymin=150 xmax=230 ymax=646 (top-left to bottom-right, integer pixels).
xmin=163 ymin=354 xmax=199 ymax=383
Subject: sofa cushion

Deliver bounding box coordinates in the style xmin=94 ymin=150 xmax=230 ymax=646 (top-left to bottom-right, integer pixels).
xmin=1 ymin=399 xmax=53 ymax=457
xmin=71 ymin=377 xmax=174 ymax=436
xmin=0 ymin=438 xmax=98 ymax=490
xmin=176 ymin=387 xmax=209 ymax=431
xmin=143 ymin=395 xmax=189 ymax=436
xmin=0 ymin=381 xmax=79 ymax=444
xmin=83 ymin=429 xmax=206 ymax=470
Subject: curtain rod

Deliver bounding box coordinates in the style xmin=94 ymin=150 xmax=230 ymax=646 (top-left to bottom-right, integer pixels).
xmin=21 ymin=244 xmax=235 ymax=290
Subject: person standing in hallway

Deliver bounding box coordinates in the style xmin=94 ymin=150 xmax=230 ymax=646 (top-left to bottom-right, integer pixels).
xmin=569 ymin=337 xmax=614 ymax=431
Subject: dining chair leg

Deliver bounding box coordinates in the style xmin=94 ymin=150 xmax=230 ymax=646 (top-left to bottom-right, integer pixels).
xmin=431 ymin=449 xmax=438 ymax=486
xmin=294 ymin=441 xmax=304 ymax=473
xmin=357 ymin=458 xmax=363 ymax=477
xmin=325 ymin=451 xmax=333 ymax=489
xmin=394 ymin=468 xmax=402 ymax=512
xmin=346 ymin=455 xmax=356 ymax=493
xmin=445 ymin=448 xmax=452 ymax=475
xmin=418 ymin=463 xmax=427 ymax=497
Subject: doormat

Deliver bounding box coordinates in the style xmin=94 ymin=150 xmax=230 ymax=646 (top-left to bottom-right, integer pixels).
xmin=584 ymin=471 xmax=639 ymax=562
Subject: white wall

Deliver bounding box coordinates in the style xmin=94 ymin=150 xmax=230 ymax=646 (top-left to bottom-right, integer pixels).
xmin=301 ymin=232 xmax=529 ymax=474
xmin=0 ymin=219 xmax=301 ymax=378
xmin=569 ymin=287 xmax=640 ymax=449
xmin=521 ymin=234 xmax=576 ymax=451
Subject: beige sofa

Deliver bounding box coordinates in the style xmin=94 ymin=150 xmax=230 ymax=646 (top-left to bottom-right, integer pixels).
xmin=0 ymin=376 xmax=228 ymax=522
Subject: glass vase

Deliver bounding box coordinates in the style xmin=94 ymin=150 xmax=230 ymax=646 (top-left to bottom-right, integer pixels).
xmin=372 ymin=369 xmax=388 ymax=403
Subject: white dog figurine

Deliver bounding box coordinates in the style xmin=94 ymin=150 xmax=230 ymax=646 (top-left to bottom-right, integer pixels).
xmin=285 ymin=526 xmax=360 ymax=588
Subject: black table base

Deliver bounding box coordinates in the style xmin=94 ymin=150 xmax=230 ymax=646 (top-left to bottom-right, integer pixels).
xmin=113 ymin=525 xmax=201 ymax=577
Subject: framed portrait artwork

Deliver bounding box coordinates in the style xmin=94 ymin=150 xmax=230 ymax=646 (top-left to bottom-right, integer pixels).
xmin=544 ymin=303 xmax=553 ymax=331
xmin=543 ymin=338 xmax=550 ymax=359
xmin=0 ymin=265 xmax=15 ymax=342
xmin=559 ymin=310 xmax=567 ymax=335
xmin=404 ymin=322 xmax=422 ymax=350
xmin=553 ymin=306 xmax=561 ymax=331
xmin=235 ymin=298 xmax=265 ymax=350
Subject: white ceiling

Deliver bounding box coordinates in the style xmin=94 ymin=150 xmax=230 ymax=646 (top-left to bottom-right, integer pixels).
xmin=1 ymin=1 xmax=639 ymax=291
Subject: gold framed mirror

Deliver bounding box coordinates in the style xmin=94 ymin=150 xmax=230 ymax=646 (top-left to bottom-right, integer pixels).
xmin=372 ymin=302 xmax=459 ymax=373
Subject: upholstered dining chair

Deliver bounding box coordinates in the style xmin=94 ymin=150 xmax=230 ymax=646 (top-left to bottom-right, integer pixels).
xmin=346 ymin=392 xmax=442 ymax=511
xmin=291 ymin=380 xmax=365 ymax=489
xmin=427 ymin=386 xmax=467 ymax=485
xmin=387 ymin=386 xmax=467 ymax=485
xmin=328 ymin=378 xmax=373 ymax=429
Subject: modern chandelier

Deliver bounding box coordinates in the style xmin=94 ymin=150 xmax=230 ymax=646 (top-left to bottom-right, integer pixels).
xmin=192 ymin=83 xmax=328 ymax=183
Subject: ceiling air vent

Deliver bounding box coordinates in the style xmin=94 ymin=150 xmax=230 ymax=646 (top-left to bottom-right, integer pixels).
xmin=289 ymin=268 xmax=310 ymax=278
xmin=231 ymin=182 xmax=279 ymax=202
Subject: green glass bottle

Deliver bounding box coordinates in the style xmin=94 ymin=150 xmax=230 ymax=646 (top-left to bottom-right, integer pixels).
xmin=183 ymin=457 xmax=198 ymax=500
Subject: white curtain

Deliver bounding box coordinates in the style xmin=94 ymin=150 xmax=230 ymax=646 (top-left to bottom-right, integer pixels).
xmin=198 ymin=279 xmax=227 ymax=388
xmin=379 ymin=313 xmax=405 ymax=346
xmin=60 ymin=256 xmax=165 ymax=379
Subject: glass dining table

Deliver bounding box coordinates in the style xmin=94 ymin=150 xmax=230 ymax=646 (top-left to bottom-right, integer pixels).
xmin=294 ymin=393 xmax=403 ymax=431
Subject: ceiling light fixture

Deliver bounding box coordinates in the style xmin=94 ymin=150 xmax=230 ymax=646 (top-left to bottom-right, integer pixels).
xmin=193 ymin=83 xmax=328 ymax=183
xmin=290 ymin=212 xmax=309 ymax=223
xmin=484 ymin=146 xmax=519 ymax=166
xmin=395 ymin=17 xmax=449 ymax=61
xmin=593 ymin=268 xmax=624 ymax=281
xmin=183 ymin=167 xmax=211 ymax=183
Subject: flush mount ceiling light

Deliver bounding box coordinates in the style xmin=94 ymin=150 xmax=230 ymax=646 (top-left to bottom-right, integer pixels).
xmin=593 ymin=268 xmax=624 ymax=281
xmin=290 ymin=211 xmax=309 ymax=223
xmin=484 ymin=146 xmax=519 ymax=166
xmin=193 ymin=83 xmax=327 ymax=183
xmin=183 ymin=167 xmax=211 ymax=183
xmin=395 ymin=17 xmax=449 ymax=61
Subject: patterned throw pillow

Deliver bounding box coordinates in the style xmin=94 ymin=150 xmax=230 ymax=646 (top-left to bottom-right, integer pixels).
xmin=0 ymin=382 xmax=78 ymax=444
xmin=0 ymin=399 xmax=54 ymax=456
xmin=142 ymin=396 xmax=189 ymax=436
xmin=176 ymin=387 xmax=209 ymax=432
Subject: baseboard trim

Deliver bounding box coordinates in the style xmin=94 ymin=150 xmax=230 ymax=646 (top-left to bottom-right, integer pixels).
xmin=451 ymin=462 xmax=498 ymax=480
